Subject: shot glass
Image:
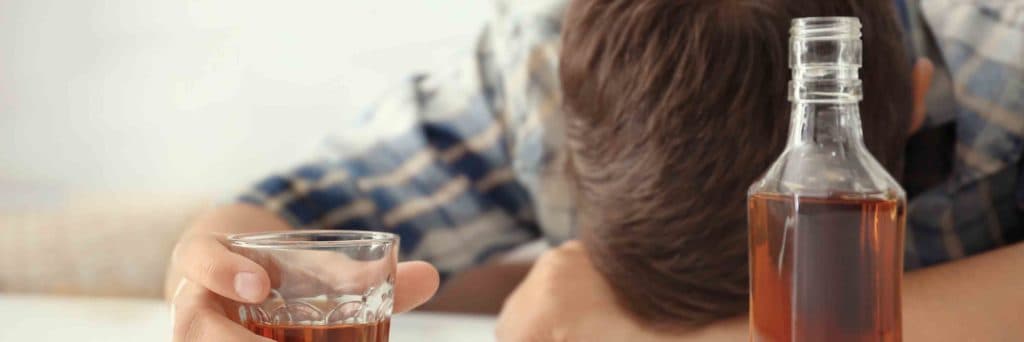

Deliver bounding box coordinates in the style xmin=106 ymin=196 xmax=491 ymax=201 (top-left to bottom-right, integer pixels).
xmin=228 ymin=230 xmax=398 ymax=342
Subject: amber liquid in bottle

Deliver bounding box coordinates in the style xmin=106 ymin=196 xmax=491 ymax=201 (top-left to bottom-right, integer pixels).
xmin=748 ymin=17 xmax=905 ymax=341
xmin=245 ymin=320 xmax=390 ymax=342
xmin=749 ymin=194 xmax=904 ymax=341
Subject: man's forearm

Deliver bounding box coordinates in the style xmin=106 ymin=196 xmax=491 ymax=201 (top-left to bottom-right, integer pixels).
xmin=902 ymin=242 xmax=1024 ymax=341
xmin=163 ymin=203 xmax=292 ymax=300
xmin=670 ymin=242 xmax=1024 ymax=341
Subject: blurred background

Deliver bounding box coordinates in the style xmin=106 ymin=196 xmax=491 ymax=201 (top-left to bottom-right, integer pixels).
xmin=0 ymin=0 xmax=489 ymax=299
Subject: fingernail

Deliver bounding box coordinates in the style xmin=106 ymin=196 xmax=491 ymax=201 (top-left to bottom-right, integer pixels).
xmin=234 ymin=272 xmax=264 ymax=302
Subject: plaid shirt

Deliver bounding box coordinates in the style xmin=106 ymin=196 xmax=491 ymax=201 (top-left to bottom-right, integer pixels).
xmin=240 ymin=0 xmax=1024 ymax=277
xmin=902 ymin=0 xmax=1024 ymax=268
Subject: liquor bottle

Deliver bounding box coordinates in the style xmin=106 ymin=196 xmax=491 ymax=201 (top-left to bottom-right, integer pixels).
xmin=748 ymin=17 xmax=906 ymax=342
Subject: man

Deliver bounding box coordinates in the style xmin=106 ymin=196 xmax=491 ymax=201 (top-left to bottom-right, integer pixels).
xmin=500 ymin=1 xmax=1024 ymax=340
xmin=167 ymin=0 xmax=1024 ymax=341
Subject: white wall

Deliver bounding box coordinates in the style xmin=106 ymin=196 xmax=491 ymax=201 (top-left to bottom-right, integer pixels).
xmin=0 ymin=0 xmax=489 ymax=197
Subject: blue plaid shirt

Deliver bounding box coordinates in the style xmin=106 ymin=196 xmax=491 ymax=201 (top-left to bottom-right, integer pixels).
xmin=240 ymin=0 xmax=1024 ymax=277
xmin=901 ymin=0 xmax=1024 ymax=268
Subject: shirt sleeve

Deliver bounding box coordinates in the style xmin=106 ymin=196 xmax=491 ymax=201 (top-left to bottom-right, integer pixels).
xmin=237 ymin=23 xmax=541 ymax=278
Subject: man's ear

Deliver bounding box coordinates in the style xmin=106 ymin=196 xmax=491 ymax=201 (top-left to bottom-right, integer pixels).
xmin=909 ymin=58 xmax=934 ymax=134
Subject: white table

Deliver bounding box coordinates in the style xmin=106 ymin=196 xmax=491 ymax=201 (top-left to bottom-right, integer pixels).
xmin=0 ymin=294 xmax=496 ymax=341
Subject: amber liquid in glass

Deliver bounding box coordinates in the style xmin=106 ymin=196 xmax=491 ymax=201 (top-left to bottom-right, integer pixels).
xmin=245 ymin=320 xmax=390 ymax=342
xmin=749 ymin=194 xmax=904 ymax=342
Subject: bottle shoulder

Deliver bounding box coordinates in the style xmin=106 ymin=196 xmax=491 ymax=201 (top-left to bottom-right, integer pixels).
xmin=749 ymin=145 xmax=905 ymax=201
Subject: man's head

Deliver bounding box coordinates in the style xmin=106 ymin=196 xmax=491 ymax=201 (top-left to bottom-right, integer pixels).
xmin=560 ymin=0 xmax=915 ymax=327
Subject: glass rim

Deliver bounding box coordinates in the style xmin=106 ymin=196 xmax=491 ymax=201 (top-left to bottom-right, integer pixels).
xmin=228 ymin=230 xmax=399 ymax=250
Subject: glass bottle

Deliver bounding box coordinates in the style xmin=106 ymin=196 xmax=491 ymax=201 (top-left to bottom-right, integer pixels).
xmin=747 ymin=17 xmax=906 ymax=342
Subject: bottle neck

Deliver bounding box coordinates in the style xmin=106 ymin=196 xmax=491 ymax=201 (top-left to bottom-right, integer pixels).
xmin=786 ymin=17 xmax=865 ymax=151
xmin=787 ymin=101 xmax=864 ymax=150
xmin=749 ymin=17 xmax=904 ymax=199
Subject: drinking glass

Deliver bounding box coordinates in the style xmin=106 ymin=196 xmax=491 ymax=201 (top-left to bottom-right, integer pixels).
xmin=228 ymin=230 xmax=398 ymax=342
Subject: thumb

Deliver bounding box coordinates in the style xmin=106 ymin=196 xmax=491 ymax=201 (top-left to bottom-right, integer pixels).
xmin=393 ymin=261 xmax=440 ymax=313
xmin=173 ymin=233 xmax=272 ymax=304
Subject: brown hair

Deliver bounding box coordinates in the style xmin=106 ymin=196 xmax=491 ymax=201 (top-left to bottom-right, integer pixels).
xmin=560 ymin=0 xmax=911 ymax=328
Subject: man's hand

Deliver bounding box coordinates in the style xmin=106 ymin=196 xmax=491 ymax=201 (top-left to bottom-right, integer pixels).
xmin=496 ymin=241 xmax=662 ymax=341
xmin=496 ymin=240 xmax=749 ymax=342
xmin=166 ymin=205 xmax=441 ymax=341
xmin=170 ymin=230 xmax=440 ymax=342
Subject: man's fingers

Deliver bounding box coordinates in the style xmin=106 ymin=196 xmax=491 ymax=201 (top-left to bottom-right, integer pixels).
xmin=173 ymin=306 xmax=274 ymax=342
xmin=394 ymin=261 xmax=440 ymax=313
xmin=175 ymin=233 xmax=437 ymax=313
xmin=172 ymin=282 xmax=274 ymax=342
xmin=173 ymin=233 xmax=271 ymax=304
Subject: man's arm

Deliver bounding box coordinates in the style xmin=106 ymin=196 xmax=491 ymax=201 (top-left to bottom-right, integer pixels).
xmin=669 ymin=242 xmax=1024 ymax=341
xmin=901 ymin=241 xmax=1024 ymax=341
xmin=179 ymin=14 xmax=544 ymax=310
xmin=498 ymin=241 xmax=1024 ymax=341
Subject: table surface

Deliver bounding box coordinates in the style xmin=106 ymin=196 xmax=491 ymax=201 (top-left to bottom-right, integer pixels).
xmin=0 ymin=294 xmax=497 ymax=341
